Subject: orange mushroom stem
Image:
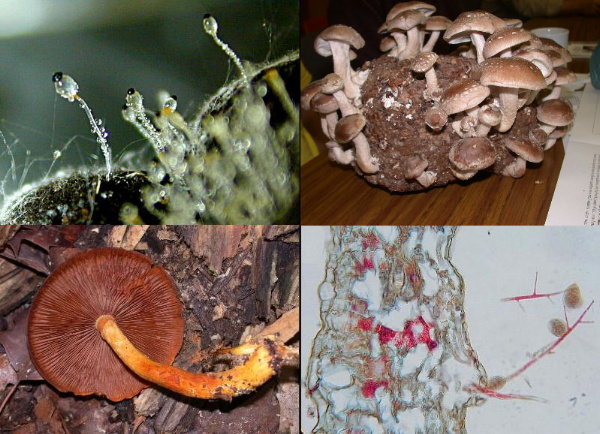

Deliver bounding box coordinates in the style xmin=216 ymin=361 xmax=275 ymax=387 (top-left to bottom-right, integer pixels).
xmin=96 ymin=314 xmax=296 ymax=400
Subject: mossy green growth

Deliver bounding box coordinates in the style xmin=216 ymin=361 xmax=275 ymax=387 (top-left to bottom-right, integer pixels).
xmin=139 ymin=52 xmax=299 ymax=224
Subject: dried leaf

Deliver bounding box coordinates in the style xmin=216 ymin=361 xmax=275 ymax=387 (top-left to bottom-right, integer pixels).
xmin=0 ymin=353 xmax=18 ymax=391
xmin=0 ymin=307 xmax=42 ymax=381
xmin=1 ymin=226 xmax=86 ymax=274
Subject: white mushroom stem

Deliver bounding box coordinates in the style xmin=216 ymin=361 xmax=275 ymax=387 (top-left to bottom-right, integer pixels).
xmin=422 ymin=31 xmax=441 ymax=52
xmin=522 ymin=71 xmax=553 ymax=106
xmin=501 ymin=157 xmax=526 ymax=178
xmin=522 ymin=90 xmax=538 ymax=107
xmin=320 ymin=112 xmax=339 ymax=140
xmin=325 ymin=141 xmax=354 ymax=164
xmin=496 ymin=87 xmax=519 ymax=132
xmin=390 ymin=32 xmax=408 ymax=59
xmin=424 ymin=68 xmax=440 ymax=96
xmin=538 ymin=123 xmax=556 ymax=135
xmin=545 ymin=138 xmax=558 ymax=150
xmin=401 ymin=26 xmax=421 ymax=60
xmin=466 ymin=105 xmax=480 ymax=119
xmin=416 ymin=171 xmax=437 ymax=187
xmin=542 ymin=86 xmax=562 ymax=101
xmin=470 ymin=32 xmax=487 ymax=63
xmin=329 ymin=42 xmax=362 ymax=100
xmin=450 ymin=165 xmax=477 ymax=180
xmin=475 ymin=123 xmax=492 ymax=137
xmin=460 ymin=45 xmax=477 ymax=59
xmin=451 ymin=120 xmax=463 ymax=137
xmin=462 ymin=115 xmax=478 ymax=136
xmin=331 ymin=89 xmax=359 ymax=117
xmin=353 ymin=132 xmax=379 ymax=173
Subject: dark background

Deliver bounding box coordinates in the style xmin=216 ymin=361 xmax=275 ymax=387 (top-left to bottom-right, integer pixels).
xmin=0 ymin=0 xmax=298 ymax=201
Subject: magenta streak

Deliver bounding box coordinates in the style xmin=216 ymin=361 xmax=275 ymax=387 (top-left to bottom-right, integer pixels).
xmin=504 ymin=300 xmax=595 ymax=383
xmin=362 ymin=380 xmax=389 ymax=398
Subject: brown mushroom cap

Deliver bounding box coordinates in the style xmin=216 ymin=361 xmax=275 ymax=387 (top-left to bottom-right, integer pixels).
xmin=513 ymin=48 xmax=554 ymax=78
xmin=529 ymin=127 xmax=549 ymax=144
xmin=412 ymin=51 xmax=438 ymax=73
xmin=320 ymin=73 xmax=345 ymax=94
xmin=476 ymin=57 xmax=547 ymax=91
xmin=425 ymin=106 xmax=448 ymax=130
xmin=314 ymin=25 xmax=365 ymax=57
xmin=301 ymin=79 xmax=326 ymax=111
xmin=440 ymin=78 xmax=490 ymax=115
xmin=449 ymin=136 xmax=496 ymax=171
xmin=501 ymin=156 xmax=527 ymax=178
xmin=539 ymin=38 xmax=572 ymax=65
xmin=424 ymin=15 xmax=452 ymax=31
xmin=537 ymin=99 xmax=575 ymax=126
xmin=549 ymin=127 xmax=568 ymax=139
xmin=444 ymin=10 xmax=505 ymax=44
xmin=387 ymin=9 xmax=426 ymax=32
xmin=554 ymin=67 xmax=577 ymax=86
xmin=28 ymin=248 xmax=184 ymax=402
xmin=483 ymin=27 xmax=532 ymax=59
xmin=380 ymin=36 xmax=397 ymax=52
xmin=311 ymin=93 xmax=339 ymax=114
xmin=503 ymin=18 xmax=523 ymax=28
xmin=386 ymin=1 xmax=436 ymax=21
xmin=335 ymin=113 xmax=366 ymax=143
xmin=504 ymin=137 xmax=544 ymax=163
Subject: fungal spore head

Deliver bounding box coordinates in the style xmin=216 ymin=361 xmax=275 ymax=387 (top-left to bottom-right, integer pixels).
xmin=52 ymin=72 xmax=79 ymax=102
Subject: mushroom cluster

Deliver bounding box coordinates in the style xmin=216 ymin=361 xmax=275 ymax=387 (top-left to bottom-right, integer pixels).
xmin=302 ymin=2 xmax=577 ymax=192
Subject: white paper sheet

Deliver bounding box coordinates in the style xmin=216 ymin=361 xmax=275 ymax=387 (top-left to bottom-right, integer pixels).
xmin=546 ymin=141 xmax=600 ymax=225
xmin=546 ymin=80 xmax=600 ymax=225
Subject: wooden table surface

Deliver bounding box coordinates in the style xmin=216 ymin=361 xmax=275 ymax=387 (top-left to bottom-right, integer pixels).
xmin=301 ymin=16 xmax=599 ymax=225
xmin=302 ymin=143 xmax=564 ymax=224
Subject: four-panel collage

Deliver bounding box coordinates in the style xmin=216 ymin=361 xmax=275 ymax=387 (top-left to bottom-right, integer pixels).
xmin=0 ymin=0 xmax=599 ymax=432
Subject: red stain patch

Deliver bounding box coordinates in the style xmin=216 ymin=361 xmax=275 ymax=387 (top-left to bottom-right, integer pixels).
xmin=357 ymin=317 xmax=374 ymax=332
xmin=362 ymin=380 xmax=388 ymax=398
xmin=375 ymin=324 xmax=397 ymax=345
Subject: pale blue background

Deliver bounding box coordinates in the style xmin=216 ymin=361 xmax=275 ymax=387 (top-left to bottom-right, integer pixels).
xmin=302 ymin=226 xmax=600 ymax=434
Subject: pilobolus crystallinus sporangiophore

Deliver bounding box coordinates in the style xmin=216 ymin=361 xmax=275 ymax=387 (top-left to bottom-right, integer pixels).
xmin=0 ymin=12 xmax=298 ymax=224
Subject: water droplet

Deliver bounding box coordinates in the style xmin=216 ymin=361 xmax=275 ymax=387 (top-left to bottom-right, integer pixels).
xmin=163 ymin=97 xmax=178 ymax=112
xmin=256 ymin=82 xmax=268 ymax=97
xmin=54 ymin=73 xmax=79 ymax=102
xmin=203 ymin=14 xmax=218 ymax=35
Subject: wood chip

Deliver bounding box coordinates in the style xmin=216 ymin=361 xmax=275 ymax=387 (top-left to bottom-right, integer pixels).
xmin=255 ymin=307 xmax=299 ymax=343
xmin=106 ymin=226 xmax=149 ymax=250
